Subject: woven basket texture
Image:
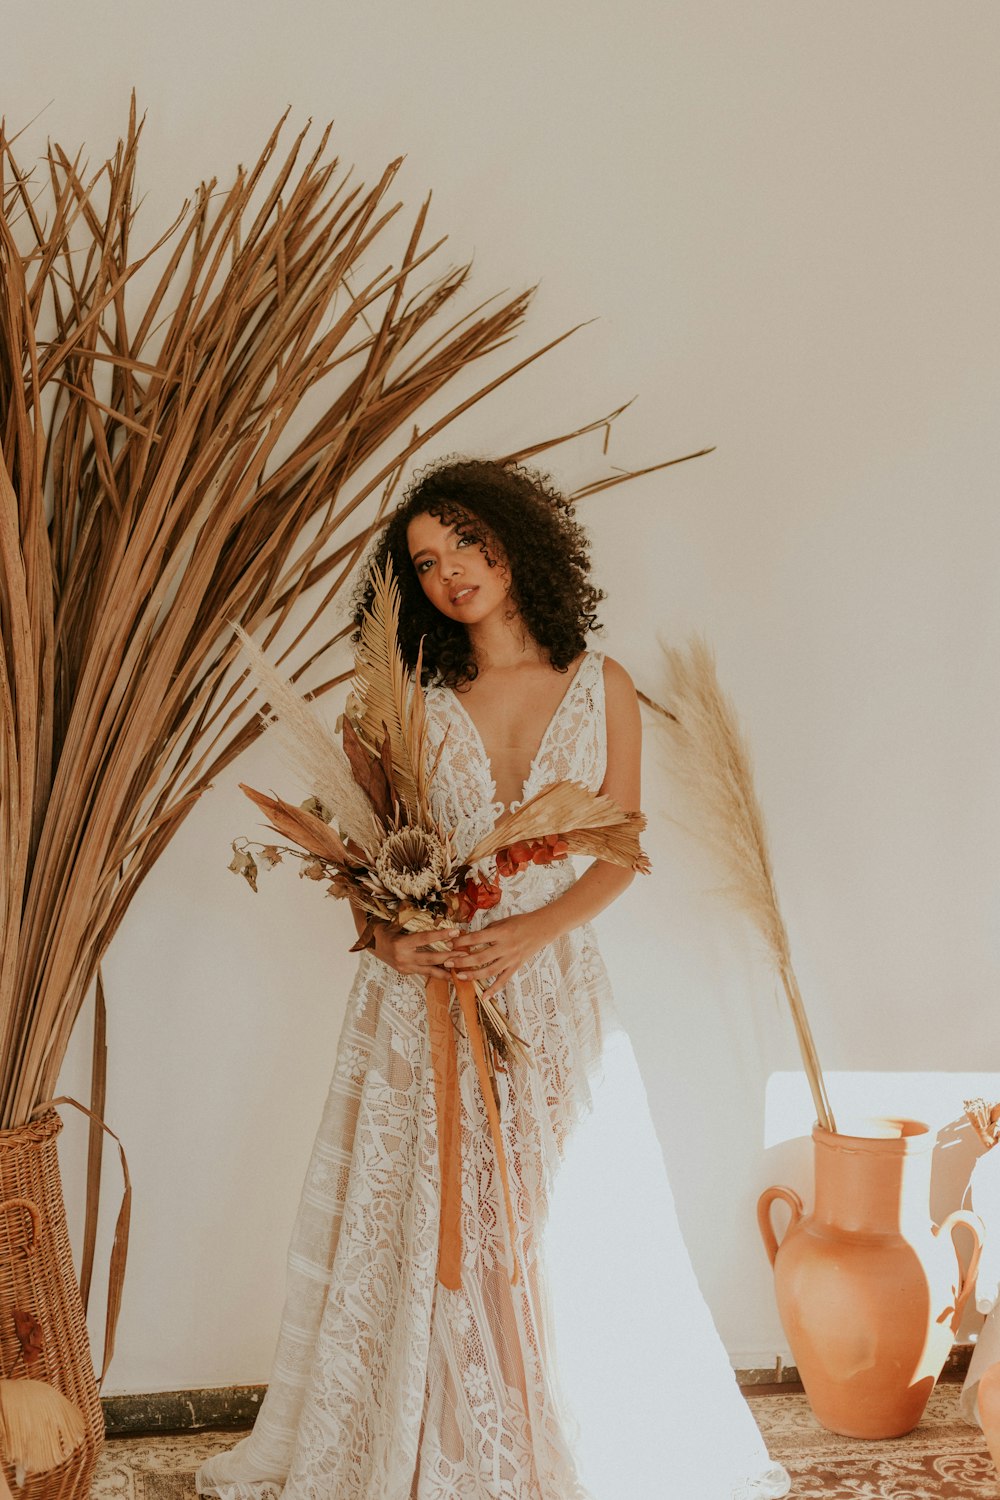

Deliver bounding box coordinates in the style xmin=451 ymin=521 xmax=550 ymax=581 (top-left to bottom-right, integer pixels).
xmin=0 ymin=1109 xmax=103 ymax=1499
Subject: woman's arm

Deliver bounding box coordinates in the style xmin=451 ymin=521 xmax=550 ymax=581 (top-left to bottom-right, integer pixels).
xmin=446 ymin=656 xmax=643 ymax=1001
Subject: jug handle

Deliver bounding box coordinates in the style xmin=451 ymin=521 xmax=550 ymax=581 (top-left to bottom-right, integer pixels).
xmin=934 ymin=1209 xmax=985 ymax=1330
xmin=757 ymin=1185 xmax=804 ymax=1267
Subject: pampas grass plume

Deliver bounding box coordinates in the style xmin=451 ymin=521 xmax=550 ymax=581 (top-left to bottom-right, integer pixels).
xmin=660 ymin=637 xmax=836 ymax=1133
xmin=234 ymin=625 xmax=379 ymax=850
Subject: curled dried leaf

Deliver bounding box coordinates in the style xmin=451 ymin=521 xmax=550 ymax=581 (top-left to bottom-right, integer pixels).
xmin=228 ymin=844 xmax=259 ymax=892
xmin=12 ymin=1309 xmax=43 ymax=1366
xmin=259 ymin=845 xmax=283 ymax=868
xmin=299 ymin=859 xmax=327 ymax=881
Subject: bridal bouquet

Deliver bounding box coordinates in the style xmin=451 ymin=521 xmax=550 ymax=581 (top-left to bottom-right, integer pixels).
xmin=231 ymin=560 xmax=649 ymax=1285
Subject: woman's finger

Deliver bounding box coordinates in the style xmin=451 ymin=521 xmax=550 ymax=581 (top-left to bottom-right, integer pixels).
xmin=452 ymin=950 xmax=506 ymax=979
xmin=479 ymin=967 xmax=515 ymax=1003
xmin=449 ymin=930 xmax=500 ymax=952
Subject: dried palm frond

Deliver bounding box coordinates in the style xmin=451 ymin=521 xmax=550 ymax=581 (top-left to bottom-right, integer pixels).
xmin=0 ymin=1379 xmax=86 ymax=1480
xmin=469 ymin=781 xmax=650 ymax=869
xmin=658 ymin=638 xmax=836 ymax=1133
xmin=351 ymin=562 xmax=430 ymax=819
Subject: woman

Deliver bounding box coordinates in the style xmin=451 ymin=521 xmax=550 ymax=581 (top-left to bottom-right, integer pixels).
xmin=197 ymin=459 xmax=790 ymax=1500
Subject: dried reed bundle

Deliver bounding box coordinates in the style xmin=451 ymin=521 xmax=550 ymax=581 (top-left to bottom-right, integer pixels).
xmin=659 ymin=638 xmax=836 ymax=1133
xmin=0 ymin=98 xmax=699 ymax=1134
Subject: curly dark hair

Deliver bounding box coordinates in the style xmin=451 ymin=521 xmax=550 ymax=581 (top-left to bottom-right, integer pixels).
xmin=352 ymin=458 xmax=603 ymax=689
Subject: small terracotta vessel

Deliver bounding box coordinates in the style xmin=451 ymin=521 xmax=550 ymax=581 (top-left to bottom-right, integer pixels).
xmin=758 ymin=1118 xmax=983 ymax=1439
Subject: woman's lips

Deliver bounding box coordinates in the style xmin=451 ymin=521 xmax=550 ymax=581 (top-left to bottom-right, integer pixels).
xmin=449 ymin=585 xmax=478 ymax=605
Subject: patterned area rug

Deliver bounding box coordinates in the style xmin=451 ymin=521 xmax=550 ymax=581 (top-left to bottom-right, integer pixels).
xmin=92 ymin=1384 xmax=996 ymax=1499
xmin=748 ymin=1382 xmax=997 ymax=1499
xmin=94 ymin=1429 xmax=247 ymax=1500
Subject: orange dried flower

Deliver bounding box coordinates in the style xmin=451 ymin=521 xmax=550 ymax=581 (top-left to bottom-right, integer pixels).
xmin=454 ymin=874 xmax=503 ymax=922
xmin=496 ymin=835 xmax=570 ymax=876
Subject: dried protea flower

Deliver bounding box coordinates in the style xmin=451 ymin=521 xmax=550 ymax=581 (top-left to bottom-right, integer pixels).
xmin=374 ymin=827 xmax=449 ymax=900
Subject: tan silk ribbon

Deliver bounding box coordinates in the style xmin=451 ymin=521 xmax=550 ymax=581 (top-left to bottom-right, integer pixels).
xmin=425 ymin=976 xmax=519 ymax=1290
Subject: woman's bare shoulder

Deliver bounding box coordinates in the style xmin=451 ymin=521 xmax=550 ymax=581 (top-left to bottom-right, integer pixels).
xmin=599 ymin=654 xmax=638 ymax=701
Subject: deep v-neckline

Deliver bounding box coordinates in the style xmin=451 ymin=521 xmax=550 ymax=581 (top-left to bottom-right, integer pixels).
xmin=448 ymin=653 xmax=590 ymax=813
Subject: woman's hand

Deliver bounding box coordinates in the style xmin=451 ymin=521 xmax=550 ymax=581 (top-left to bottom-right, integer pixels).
xmin=443 ymin=911 xmax=554 ymax=1003
xmin=372 ymin=924 xmax=459 ymax=981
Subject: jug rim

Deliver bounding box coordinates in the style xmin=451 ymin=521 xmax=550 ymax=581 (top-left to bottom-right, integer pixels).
xmin=812 ymin=1117 xmax=931 ymax=1154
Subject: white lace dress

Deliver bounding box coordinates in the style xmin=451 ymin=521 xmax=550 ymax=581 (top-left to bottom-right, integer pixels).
xmin=196 ymin=651 xmax=790 ymax=1500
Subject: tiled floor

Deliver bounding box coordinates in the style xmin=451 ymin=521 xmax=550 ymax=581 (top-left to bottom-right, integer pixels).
xmin=92 ymin=1384 xmax=996 ymax=1500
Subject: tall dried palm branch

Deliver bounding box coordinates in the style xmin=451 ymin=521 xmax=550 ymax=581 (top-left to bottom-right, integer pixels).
xmin=0 ymin=100 xmax=706 ymax=1134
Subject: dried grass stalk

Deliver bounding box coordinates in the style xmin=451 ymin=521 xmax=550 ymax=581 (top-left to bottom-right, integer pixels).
xmin=659 ymin=638 xmax=836 ymax=1133
xmin=232 ymin=624 xmax=377 ymax=847
xmin=0 ymin=98 xmax=707 ymax=1132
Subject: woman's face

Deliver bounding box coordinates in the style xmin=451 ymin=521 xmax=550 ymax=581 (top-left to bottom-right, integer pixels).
xmin=406 ymin=510 xmax=511 ymax=626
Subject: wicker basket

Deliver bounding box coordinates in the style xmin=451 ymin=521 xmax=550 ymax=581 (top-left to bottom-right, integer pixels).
xmin=0 ymin=1110 xmax=103 ymax=1499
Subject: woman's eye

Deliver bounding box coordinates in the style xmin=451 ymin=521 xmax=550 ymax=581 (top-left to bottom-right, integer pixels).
xmin=415 ymin=558 xmax=433 ymax=575
xmin=456 ymin=533 xmax=474 ymax=549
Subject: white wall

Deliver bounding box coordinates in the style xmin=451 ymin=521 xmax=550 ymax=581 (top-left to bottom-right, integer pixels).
xmin=2 ymin=0 xmax=999 ymax=1389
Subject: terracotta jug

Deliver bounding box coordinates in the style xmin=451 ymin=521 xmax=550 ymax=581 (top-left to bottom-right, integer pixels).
xmin=758 ymin=1118 xmax=983 ymax=1439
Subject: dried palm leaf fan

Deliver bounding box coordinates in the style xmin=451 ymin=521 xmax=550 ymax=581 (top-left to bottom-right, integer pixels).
xmin=0 ymin=1379 xmax=86 ymax=1487
xmin=656 ymin=639 xmax=836 ymax=1132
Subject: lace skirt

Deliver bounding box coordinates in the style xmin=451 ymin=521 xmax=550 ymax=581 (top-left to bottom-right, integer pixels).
xmin=196 ymin=918 xmax=790 ymax=1500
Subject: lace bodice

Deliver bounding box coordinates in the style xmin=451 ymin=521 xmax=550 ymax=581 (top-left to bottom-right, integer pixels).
xmin=423 ymin=651 xmax=607 ymax=915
